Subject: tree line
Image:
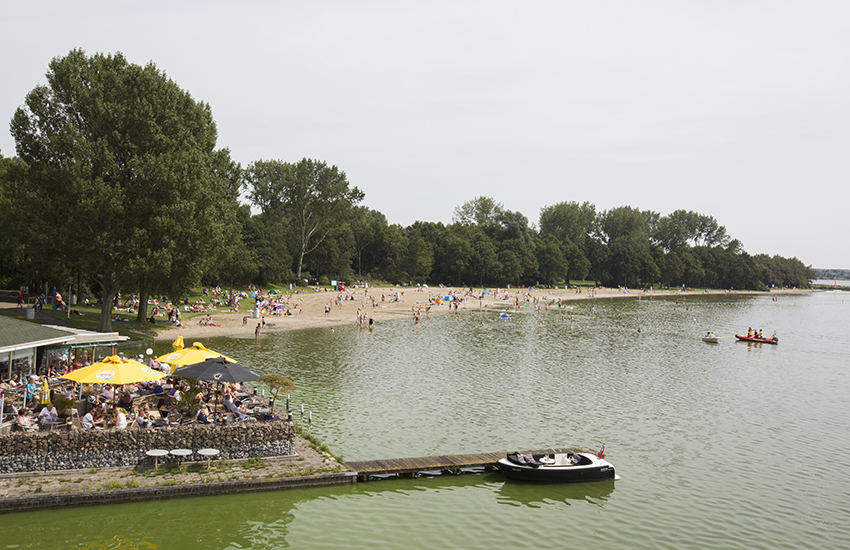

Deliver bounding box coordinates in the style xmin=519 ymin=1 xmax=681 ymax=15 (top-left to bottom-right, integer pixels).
xmin=0 ymin=50 xmax=813 ymax=331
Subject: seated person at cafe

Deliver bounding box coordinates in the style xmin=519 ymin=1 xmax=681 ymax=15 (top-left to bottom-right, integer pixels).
xmin=136 ymin=406 xmax=152 ymax=428
xmin=86 ymin=393 xmax=101 ymax=409
xmin=38 ymin=401 xmax=59 ymax=425
xmin=25 ymin=376 xmax=38 ymax=407
xmin=118 ymin=391 xmax=134 ymax=411
xmin=195 ymin=387 xmax=212 ymax=403
xmin=223 ymin=394 xmax=246 ymax=420
xmin=157 ymin=395 xmax=178 ymax=420
xmin=113 ymin=407 xmax=128 ymax=430
xmin=2 ymin=393 xmax=20 ymax=421
xmin=102 ymin=384 xmax=115 ymax=401
xmin=238 ymin=400 xmax=251 ymax=417
xmin=196 ymin=404 xmax=213 ymax=424
xmin=82 ymin=404 xmax=104 ymax=429
xmin=16 ymin=411 xmax=38 ymax=431
xmin=225 ymin=395 xmax=254 ymax=422
xmin=152 ymin=381 xmax=165 ymax=395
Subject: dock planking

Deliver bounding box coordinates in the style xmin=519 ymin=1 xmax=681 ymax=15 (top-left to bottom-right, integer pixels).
xmin=346 ymin=447 xmax=596 ymax=480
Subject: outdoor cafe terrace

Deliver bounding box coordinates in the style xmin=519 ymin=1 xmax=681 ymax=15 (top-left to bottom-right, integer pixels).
xmin=0 ymin=344 xmax=294 ymax=473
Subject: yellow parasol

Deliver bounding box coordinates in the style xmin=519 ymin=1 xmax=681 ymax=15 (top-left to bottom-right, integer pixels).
xmin=172 ymin=336 xmax=184 ymax=352
xmin=61 ymin=355 xmax=166 ymax=385
xmin=41 ymin=376 xmax=50 ymax=405
xmin=159 ymin=342 xmax=235 ymax=374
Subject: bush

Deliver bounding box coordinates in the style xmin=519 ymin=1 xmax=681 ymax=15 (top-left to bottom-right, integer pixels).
xmin=53 ymin=395 xmax=77 ymax=416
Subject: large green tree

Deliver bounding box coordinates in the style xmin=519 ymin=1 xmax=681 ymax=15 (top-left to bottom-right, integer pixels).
xmin=453 ymin=196 xmax=502 ymax=228
xmin=539 ymin=201 xmax=596 ymax=246
xmin=246 ymin=158 xmax=364 ymax=280
xmin=10 ymin=49 xmax=237 ymax=331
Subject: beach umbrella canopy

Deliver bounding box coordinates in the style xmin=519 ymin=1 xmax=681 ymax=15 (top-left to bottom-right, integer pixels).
xmin=159 ymin=342 xmax=235 ymax=372
xmin=61 ymin=356 xmax=165 ymax=385
xmin=172 ymin=336 xmax=185 ymax=351
xmin=172 ymin=357 xmax=261 ymax=384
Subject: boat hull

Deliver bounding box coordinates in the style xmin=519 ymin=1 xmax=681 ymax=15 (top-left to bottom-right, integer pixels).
xmin=735 ymin=334 xmax=778 ymax=344
xmin=496 ymin=452 xmax=616 ymax=483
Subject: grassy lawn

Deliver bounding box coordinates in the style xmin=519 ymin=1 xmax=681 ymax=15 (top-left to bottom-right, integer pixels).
xmin=0 ymin=305 xmax=157 ymax=341
xmin=0 ymin=283 xmax=297 ymax=340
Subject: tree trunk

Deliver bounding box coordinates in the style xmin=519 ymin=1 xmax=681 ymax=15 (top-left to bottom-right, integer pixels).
xmin=76 ymin=269 xmax=82 ymax=307
xmin=296 ymin=248 xmax=306 ymax=281
xmin=136 ymin=288 xmax=149 ymax=323
xmin=97 ymin=285 xmax=118 ymax=332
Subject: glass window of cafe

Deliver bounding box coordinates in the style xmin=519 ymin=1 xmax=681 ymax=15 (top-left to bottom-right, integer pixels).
xmin=45 ymin=345 xmax=110 ymax=370
xmin=1 ymin=348 xmax=34 ymax=380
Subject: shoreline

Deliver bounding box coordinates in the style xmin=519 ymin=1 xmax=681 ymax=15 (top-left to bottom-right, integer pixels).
xmin=153 ymin=286 xmax=817 ymax=342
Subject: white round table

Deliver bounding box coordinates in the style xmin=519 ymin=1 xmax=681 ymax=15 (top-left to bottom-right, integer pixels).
xmin=145 ymin=449 xmax=168 ymax=471
xmin=169 ymin=448 xmax=192 ymax=469
xmin=41 ymin=419 xmax=63 ymax=431
xmin=198 ymin=448 xmax=220 ymax=469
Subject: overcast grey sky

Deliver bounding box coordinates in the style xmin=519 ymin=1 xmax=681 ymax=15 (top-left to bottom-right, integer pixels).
xmin=3 ymin=1 xmax=848 ymax=268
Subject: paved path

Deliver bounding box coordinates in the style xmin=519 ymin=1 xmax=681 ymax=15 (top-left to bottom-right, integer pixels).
xmin=0 ymin=301 xmax=67 ymax=326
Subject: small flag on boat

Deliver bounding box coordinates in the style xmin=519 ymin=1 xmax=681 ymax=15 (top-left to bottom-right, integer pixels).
xmin=598 ymin=444 xmax=605 ymax=459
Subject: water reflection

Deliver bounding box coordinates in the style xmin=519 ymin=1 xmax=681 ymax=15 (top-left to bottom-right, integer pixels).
xmin=495 ymin=479 xmax=616 ymax=508
xmin=63 ymin=534 xmax=159 ymax=550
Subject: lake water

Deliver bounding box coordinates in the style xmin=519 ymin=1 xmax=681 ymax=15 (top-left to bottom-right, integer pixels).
xmin=3 ymin=290 xmax=850 ymax=549
xmin=814 ymin=278 xmax=850 ymax=288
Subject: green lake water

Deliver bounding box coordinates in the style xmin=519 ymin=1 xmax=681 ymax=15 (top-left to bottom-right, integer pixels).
xmin=3 ymin=291 xmax=849 ymax=549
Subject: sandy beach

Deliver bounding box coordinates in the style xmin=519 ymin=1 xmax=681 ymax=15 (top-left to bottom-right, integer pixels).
xmin=153 ymin=285 xmax=813 ymax=342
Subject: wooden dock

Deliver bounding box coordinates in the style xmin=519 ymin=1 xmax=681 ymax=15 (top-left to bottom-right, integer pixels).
xmin=346 ymin=447 xmax=595 ymax=481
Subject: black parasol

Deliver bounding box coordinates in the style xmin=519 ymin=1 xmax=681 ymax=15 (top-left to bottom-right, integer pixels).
xmin=172 ymin=357 xmax=261 ymax=383
xmin=172 ymin=357 xmax=261 ymax=422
